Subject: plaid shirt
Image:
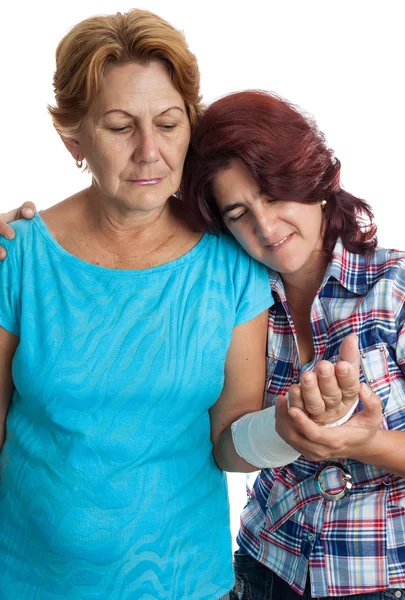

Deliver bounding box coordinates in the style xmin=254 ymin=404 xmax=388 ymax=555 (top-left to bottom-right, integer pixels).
xmin=238 ymin=239 xmax=405 ymax=597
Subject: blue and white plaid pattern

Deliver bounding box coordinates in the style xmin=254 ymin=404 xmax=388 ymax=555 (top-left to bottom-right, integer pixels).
xmin=238 ymin=240 xmax=405 ymax=597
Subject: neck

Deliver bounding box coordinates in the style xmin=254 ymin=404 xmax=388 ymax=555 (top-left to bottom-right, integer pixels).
xmin=84 ymin=187 xmax=182 ymax=256
xmin=281 ymin=252 xmax=328 ymax=311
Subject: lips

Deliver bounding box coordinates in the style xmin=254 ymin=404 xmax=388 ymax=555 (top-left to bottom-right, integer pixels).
xmin=128 ymin=178 xmax=162 ymax=185
xmin=267 ymin=234 xmax=292 ymax=248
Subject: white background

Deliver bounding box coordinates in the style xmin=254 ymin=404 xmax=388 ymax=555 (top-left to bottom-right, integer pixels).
xmin=2 ymin=0 xmax=404 ymax=547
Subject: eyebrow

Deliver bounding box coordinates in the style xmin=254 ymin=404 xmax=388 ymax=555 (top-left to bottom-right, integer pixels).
xmin=103 ymin=106 xmax=185 ymax=117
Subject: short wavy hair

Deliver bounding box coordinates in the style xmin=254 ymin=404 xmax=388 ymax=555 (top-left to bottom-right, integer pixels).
xmin=182 ymin=90 xmax=377 ymax=257
xmin=48 ymin=9 xmax=203 ymax=138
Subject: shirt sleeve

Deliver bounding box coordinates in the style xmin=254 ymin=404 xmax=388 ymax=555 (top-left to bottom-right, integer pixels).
xmin=233 ymin=247 xmax=274 ymax=326
xmin=0 ymin=236 xmax=21 ymax=336
xmin=393 ymin=258 xmax=405 ymax=376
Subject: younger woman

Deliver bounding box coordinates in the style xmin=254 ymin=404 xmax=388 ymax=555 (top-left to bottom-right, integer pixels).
xmin=183 ymin=90 xmax=405 ymax=599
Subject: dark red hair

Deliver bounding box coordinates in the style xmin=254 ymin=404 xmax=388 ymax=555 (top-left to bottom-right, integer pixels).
xmin=181 ymin=90 xmax=377 ymax=257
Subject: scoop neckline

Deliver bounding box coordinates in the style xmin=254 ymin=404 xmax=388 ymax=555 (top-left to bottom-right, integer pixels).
xmin=32 ymin=212 xmax=210 ymax=277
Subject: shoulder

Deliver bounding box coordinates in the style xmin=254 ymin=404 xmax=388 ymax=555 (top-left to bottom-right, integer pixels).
xmin=1 ymin=216 xmax=39 ymax=260
xmin=366 ymin=246 xmax=405 ymax=285
xmin=361 ymin=247 xmax=405 ymax=320
xmin=210 ymin=232 xmax=267 ymax=268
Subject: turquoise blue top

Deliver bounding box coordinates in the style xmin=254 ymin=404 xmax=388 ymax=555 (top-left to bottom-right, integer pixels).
xmin=0 ymin=214 xmax=273 ymax=600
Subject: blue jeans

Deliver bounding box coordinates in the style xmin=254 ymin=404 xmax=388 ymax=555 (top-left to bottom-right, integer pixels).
xmin=229 ymin=551 xmax=405 ymax=600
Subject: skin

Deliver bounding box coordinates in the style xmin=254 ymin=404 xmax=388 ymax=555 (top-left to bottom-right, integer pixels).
xmin=212 ymin=159 xmax=326 ymax=285
xmin=0 ymin=70 xmax=367 ymax=470
xmin=213 ymin=158 xmax=405 ymax=477
xmin=0 ymin=61 xmax=268 ymax=475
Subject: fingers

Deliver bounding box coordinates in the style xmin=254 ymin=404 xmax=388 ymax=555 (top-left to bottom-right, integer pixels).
xmin=0 ymin=203 xmax=36 ymax=260
xmin=299 ymin=370 xmax=328 ymax=421
xmin=287 ymin=406 xmax=322 ymax=439
xmin=334 ymin=360 xmax=361 ymax=406
xmin=313 ymin=361 xmax=342 ymax=410
xmin=0 ymin=210 xmax=18 ymax=242
xmin=338 ymin=334 xmax=360 ymax=369
xmin=286 ymin=384 xmax=306 ymax=412
xmin=15 ymin=201 xmax=36 ymax=221
xmin=275 ymin=394 xmax=304 ymax=439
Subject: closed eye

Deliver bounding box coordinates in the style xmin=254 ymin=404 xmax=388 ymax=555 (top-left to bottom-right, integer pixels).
xmin=158 ymin=124 xmax=177 ymax=131
xmin=227 ymin=211 xmax=247 ymax=223
xmin=109 ymin=126 xmax=131 ymax=132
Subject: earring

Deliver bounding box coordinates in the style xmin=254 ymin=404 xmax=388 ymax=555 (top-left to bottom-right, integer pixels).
xmin=320 ymin=200 xmax=327 ymax=209
xmin=76 ymin=158 xmax=83 ymax=169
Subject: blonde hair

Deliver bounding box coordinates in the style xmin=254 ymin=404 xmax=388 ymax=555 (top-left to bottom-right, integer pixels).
xmin=48 ymin=9 xmax=203 ymax=138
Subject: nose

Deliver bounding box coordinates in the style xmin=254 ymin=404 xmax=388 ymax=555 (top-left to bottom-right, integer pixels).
xmin=133 ymin=128 xmax=159 ymax=164
xmin=254 ymin=212 xmax=274 ymax=241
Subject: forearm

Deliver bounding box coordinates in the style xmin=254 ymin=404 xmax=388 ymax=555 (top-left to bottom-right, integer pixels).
xmin=348 ymin=429 xmax=405 ymax=478
xmin=213 ymin=425 xmax=258 ymax=473
xmin=214 ymin=405 xmax=301 ymax=472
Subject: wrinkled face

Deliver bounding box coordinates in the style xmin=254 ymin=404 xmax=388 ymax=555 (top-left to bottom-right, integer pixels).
xmin=71 ymin=61 xmax=191 ymax=213
xmin=212 ymin=159 xmax=325 ymax=277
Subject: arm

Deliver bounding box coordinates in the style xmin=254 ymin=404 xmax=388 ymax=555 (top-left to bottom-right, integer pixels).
xmin=277 ymin=265 xmax=405 ymax=477
xmin=0 ymin=327 xmax=19 ymax=449
xmin=0 ymin=202 xmax=36 ymax=259
xmin=276 ymin=387 xmax=405 ymax=478
xmin=210 ymin=310 xmax=268 ymax=473
xmin=212 ymin=326 xmax=367 ymax=472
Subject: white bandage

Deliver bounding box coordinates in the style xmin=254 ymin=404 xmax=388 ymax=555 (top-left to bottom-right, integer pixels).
xmin=231 ymin=405 xmax=301 ymax=469
xmin=323 ymin=398 xmax=359 ymax=428
xmin=231 ymin=398 xmax=360 ymax=468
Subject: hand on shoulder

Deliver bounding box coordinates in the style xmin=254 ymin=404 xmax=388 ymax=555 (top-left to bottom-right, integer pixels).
xmin=0 ymin=202 xmax=37 ymax=259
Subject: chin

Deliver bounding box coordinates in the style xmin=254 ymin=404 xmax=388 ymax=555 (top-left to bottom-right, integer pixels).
xmin=128 ymin=193 xmax=171 ymax=212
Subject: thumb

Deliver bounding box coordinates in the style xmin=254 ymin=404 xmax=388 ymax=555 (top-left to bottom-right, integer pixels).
xmin=358 ymin=383 xmax=383 ymax=425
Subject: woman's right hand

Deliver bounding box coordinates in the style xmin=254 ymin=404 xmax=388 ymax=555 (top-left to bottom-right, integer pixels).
xmin=0 ymin=202 xmax=36 ymax=259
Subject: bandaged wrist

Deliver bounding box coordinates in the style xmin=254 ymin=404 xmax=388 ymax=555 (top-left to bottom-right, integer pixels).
xmin=323 ymin=397 xmax=359 ymax=428
xmin=231 ymin=405 xmax=301 ymax=469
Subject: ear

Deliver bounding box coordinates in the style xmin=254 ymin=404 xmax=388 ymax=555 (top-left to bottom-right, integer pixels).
xmin=58 ymin=133 xmax=84 ymax=162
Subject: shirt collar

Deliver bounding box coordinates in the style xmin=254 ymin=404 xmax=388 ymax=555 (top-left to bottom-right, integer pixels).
xmin=268 ymin=238 xmax=369 ymax=300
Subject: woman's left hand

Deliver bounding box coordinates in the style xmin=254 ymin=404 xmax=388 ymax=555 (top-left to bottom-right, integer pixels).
xmin=288 ymin=334 xmax=361 ymax=426
xmin=275 ymin=383 xmax=383 ymax=462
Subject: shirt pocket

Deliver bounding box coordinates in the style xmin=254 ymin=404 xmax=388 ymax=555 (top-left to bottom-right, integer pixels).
xmin=360 ymin=344 xmax=392 ymax=415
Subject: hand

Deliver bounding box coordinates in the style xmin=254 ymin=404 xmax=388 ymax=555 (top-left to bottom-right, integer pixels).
xmin=288 ymin=334 xmax=360 ymax=426
xmin=275 ymin=383 xmax=383 ymax=462
xmin=0 ymin=202 xmax=36 ymax=259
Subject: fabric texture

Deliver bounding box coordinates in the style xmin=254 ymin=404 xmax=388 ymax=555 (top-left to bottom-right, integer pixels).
xmin=230 ymin=551 xmax=405 ymax=600
xmin=238 ymin=239 xmax=405 ymax=597
xmin=0 ymin=214 xmax=273 ymax=600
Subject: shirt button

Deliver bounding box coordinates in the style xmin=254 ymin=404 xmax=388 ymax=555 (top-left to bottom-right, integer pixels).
xmin=394 ymin=591 xmax=402 ymax=598
xmin=272 ymin=358 xmax=277 ymax=364
xmin=307 ymin=533 xmax=315 ymax=542
xmin=293 ymin=493 xmax=299 ymax=501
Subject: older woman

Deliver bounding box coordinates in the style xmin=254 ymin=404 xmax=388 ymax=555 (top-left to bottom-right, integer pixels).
xmin=0 ymin=10 xmax=277 ymax=599
xmin=182 ymin=90 xmax=405 ymax=599
xmin=0 ymin=10 xmax=365 ymax=600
